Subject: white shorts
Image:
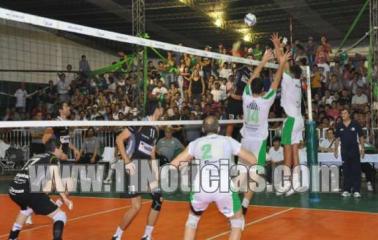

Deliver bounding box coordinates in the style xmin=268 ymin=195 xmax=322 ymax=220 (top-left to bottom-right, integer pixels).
xmin=190 ymin=191 xmax=241 ymax=218
xmin=240 ymin=138 xmax=267 ymax=165
xmin=281 ymin=116 xmax=304 ymax=145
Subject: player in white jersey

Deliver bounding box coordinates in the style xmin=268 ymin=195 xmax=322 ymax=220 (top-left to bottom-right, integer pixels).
xmin=239 ymin=41 xmax=292 ymax=214
xmin=271 ymin=33 xmax=305 ymax=196
xmin=171 ymin=116 xmax=257 ymax=240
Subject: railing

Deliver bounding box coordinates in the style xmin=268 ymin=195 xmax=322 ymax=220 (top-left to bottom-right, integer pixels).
xmin=1 ymin=127 xmax=376 ymax=151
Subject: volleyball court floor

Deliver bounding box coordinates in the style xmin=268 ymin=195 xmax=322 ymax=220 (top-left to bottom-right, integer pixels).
xmin=0 ymin=192 xmax=377 ymax=240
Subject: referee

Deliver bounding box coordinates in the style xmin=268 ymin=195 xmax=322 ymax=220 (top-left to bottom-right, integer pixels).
xmin=334 ymin=108 xmax=364 ymax=198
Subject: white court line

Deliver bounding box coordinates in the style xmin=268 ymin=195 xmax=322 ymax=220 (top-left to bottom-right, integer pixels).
xmin=206 ymin=208 xmax=294 ymax=240
xmin=0 ymin=200 xmax=151 ymax=239
xmin=1 ymin=194 xmax=377 ymax=215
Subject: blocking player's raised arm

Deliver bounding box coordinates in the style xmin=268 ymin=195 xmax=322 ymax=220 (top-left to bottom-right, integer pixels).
xmin=248 ymin=49 xmax=274 ymax=85
xmin=171 ymin=147 xmax=193 ymax=167
xmin=271 ymin=50 xmax=292 ymax=90
xmin=116 ymin=128 xmax=132 ymax=164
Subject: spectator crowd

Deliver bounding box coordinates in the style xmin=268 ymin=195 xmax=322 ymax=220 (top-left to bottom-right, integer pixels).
xmin=1 ymin=35 xmax=376 ymax=145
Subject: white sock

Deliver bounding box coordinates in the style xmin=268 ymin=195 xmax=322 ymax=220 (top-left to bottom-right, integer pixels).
xmin=143 ymin=225 xmax=154 ymax=237
xmin=12 ymin=223 xmax=22 ymax=231
xmin=241 ymin=198 xmax=249 ymax=208
xmin=113 ymin=226 xmax=124 ymax=238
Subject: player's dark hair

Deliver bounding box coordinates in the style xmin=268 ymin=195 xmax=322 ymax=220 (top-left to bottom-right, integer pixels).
xmin=251 ymin=77 xmax=264 ymax=95
xmin=290 ymin=64 xmax=302 ymax=79
xmin=147 ymin=102 xmax=164 ymax=116
xmin=58 ymin=101 xmax=68 ymax=111
xmin=202 ymin=115 xmax=219 ymax=134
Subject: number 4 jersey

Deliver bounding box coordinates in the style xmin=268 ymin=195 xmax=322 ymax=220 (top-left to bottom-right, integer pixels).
xmin=241 ymin=84 xmax=276 ymax=140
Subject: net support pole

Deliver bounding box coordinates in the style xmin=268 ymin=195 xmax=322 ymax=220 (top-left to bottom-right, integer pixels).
xmin=305 ymin=66 xmax=320 ymax=203
xmin=143 ymin=46 xmax=148 ymax=114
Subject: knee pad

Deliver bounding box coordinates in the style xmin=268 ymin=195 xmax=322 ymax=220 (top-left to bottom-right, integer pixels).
xmin=185 ymin=214 xmax=201 ymax=229
xmin=230 ymin=218 xmax=245 ymax=230
xmin=151 ymin=191 xmax=163 ymax=211
xmin=52 ymin=210 xmax=67 ymax=224
xmin=20 ymin=207 xmax=33 ymax=217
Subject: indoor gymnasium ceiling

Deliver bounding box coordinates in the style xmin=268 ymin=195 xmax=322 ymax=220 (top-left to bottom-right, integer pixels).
xmin=0 ymin=0 xmax=370 ymax=49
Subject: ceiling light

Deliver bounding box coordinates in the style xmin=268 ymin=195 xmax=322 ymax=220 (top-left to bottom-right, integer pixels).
xmin=214 ymin=18 xmax=223 ymax=28
xmin=243 ymin=33 xmax=252 ymax=42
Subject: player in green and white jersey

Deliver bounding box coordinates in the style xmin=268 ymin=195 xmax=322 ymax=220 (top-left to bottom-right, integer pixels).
xmin=271 ymin=33 xmax=306 ymax=196
xmin=171 ymin=116 xmax=257 ymax=240
xmin=239 ymin=40 xmax=291 ymax=214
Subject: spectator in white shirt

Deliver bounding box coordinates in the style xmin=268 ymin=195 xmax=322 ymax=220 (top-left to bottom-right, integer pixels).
xmin=317 ymin=59 xmax=330 ymax=85
xmin=267 ymin=137 xmax=284 ymax=164
xmin=79 ymin=55 xmax=91 ymax=77
xmin=13 ymin=83 xmax=36 ymax=113
xmin=14 ymin=83 xmax=28 ymax=113
xmin=321 ymin=90 xmax=335 ymax=105
xmin=319 ymin=128 xmax=336 ymax=152
xmin=152 ymin=80 xmax=168 ymax=100
xmin=56 ymin=73 xmax=70 ymax=102
xmin=106 ymin=75 xmax=117 ymax=93
xmin=351 ymin=88 xmax=368 ymax=109
xmin=210 ymin=82 xmax=225 ymax=102
xmin=218 ymin=62 xmax=233 ymax=80
xmin=65 ymin=64 xmax=76 ymax=85
xmin=266 ymin=137 xmax=284 ymax=184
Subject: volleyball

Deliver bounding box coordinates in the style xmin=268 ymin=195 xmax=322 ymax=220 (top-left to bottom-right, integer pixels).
xmin=244 ymin=13 xmax=257 ymax=26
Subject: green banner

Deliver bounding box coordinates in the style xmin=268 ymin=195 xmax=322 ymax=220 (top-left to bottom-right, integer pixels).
xmin=90 ymin=54 xmax=135 ymax=76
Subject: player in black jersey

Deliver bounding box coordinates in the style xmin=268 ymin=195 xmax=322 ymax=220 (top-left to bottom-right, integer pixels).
xmin=25 ymin=102 xmax=79 ymax=226
xmin=7 ymin=144 xmax=72 ymax=240
xmin=112 ymin=103 xmax=164 ymax=240
xmin=42 ymin=101 xmax=81 ymax=161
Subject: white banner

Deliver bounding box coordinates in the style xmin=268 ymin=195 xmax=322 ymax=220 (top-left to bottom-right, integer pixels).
xmin=0 ymin=7 xmax=278 ymax=69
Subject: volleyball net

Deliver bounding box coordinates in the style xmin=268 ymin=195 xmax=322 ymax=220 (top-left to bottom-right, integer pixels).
xmin=0 ymin=6 xmax=279 ymax=117
xmin=0 ymin=7 xmax=319 ymax=196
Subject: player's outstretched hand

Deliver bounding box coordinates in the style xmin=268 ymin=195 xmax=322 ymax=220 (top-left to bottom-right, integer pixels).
xmin=262 ymin=49 xmax=274 ymax=62
xmin=270 ymin=33 xmax=282 ymax=48
xmin=279 ymin=50 xmax=292 ymax=64
xmin=125 ymin=162 xmax=136 ymax=175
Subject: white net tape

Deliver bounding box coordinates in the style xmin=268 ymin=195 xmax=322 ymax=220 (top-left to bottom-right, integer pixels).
xmin=0 ymin=119 xmax=285 ymax=128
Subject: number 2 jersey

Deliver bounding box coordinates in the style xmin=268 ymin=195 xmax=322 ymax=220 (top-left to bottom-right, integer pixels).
xmin=241 ymin=84 xmax=276 ymax=140
xmin=187 ymin=134 xmax=241 ymax=190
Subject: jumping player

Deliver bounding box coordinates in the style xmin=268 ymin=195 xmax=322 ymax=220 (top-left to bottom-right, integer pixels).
xmin=112 ymin=103 xmax=164 ymax=240
xmin=239 ymin=36 xmax=291 ymax=214
xmin=271 ymin=33 xmax=305 ymax=196
xmin=8 ymin=144 xmax=72 ymax=240
xmin=171 ymin=116 xmax=257 ymax=240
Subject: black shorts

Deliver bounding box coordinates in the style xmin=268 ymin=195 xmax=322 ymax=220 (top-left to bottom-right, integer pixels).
xmin=9 ymin=191 xmax=58 ymax=215
xmin=226 ymin=101 xmax=243 ymax=118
